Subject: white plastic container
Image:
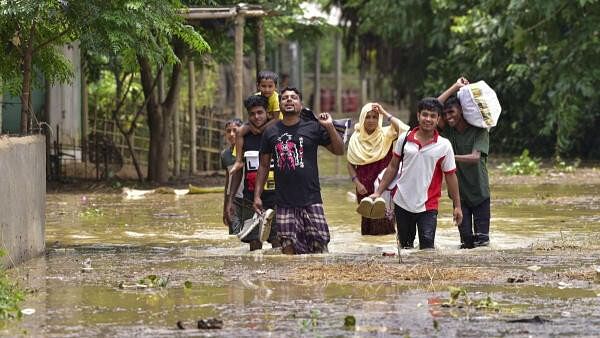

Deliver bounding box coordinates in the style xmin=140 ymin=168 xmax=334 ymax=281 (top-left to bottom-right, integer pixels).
xmin=244 ymin=150 xmax=260 ymax=171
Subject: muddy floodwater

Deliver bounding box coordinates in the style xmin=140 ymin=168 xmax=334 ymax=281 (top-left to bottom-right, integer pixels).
xmin=3 ymin=169 xmax=600 ymax=337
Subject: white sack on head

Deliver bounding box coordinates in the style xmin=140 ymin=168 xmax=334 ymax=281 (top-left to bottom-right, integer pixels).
xmin=457 ymin=80 xmax=502 ymax=129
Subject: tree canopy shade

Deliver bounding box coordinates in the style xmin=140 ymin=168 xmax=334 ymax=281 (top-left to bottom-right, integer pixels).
xmin=335 ymin=0 xmax=600 ymax=158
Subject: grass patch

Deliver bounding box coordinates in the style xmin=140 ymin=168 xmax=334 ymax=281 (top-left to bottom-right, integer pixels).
xmin=531 ymin=232 xmax=600 ymax=251
xmin=288 ymin=261 xmax=498 ymax=283
xmin=0 ymin=252 xmax=24 ymax=322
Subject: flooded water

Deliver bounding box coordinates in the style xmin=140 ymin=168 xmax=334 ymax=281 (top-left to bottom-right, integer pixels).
xmin=3 ymin=176 xmax=600 ymax=337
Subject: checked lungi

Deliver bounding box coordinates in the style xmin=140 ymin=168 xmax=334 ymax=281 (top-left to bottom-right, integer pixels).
xmin=276 ymin=204 xmax=330 ymax=254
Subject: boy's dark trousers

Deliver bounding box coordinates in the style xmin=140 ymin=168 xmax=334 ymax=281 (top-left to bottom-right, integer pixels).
xmin=459 ymin=198 xmax=490 ymax=248
xmin=394 ymin=205 xmax=438 ymax=249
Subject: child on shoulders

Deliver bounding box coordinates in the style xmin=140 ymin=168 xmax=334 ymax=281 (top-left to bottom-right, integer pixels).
xmin=230 ymin=70 xmax=281 ymax=174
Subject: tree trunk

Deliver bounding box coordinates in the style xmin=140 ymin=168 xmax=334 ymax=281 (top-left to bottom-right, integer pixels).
xmin=313 ymin=41 xmax=321 ymax=114
xmin=20 ymin=49 xmax=33 ymax=134
xmin=138 ymin=41 xmax=185 ymax=183
xmin=255 ymin=17 xmax=265 ymax=76
xmin=188 ymin=60 xmax=196 ymax=174
xmin=234 ymin=13 xmax=245 ymax=119
xmin=147 ymin=103 xmax=171 ymax=183
xmin=124 ymin=133 xmax=143 ymax=182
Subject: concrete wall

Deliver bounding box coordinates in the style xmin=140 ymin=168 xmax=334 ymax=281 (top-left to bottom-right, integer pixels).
xmin=0 ymin=135 xmax=45 ymax=267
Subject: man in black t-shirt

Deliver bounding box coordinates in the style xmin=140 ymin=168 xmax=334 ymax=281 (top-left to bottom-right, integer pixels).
xmin=226 ymin=95 xmax=279 ymax=251
xmin=254 ymin=87 xmax=345 ymax=254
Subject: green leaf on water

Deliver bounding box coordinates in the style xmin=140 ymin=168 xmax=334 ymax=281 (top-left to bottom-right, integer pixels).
xmin=344 ymin=315 xmax=356 ymax=327
xmin=184 ymin=281 xmax=192 ymax=289
xmin=157 ymin=277 xmax=169 ymax=288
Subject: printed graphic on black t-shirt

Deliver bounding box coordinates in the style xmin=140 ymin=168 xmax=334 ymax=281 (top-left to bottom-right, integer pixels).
xmin=274 ymin=132 xmax=305 ymax=170
xmin=260 ymin=119 xmax=331 ymax=207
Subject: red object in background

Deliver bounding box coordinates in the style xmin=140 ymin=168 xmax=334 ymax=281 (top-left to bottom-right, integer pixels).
xmin=346 ymin=89 xmax=359 ymax=113
xmin=341 ymin=90 xmax=350 ymax=113
xmin=320 ymin=88 xmax=334 ymax=113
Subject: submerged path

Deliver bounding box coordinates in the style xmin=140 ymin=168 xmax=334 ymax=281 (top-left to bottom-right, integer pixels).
xmin=4 ymin=169 xmax=600 ymax=337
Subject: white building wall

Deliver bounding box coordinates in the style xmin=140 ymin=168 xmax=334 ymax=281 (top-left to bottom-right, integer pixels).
xmin=47 ymin=42 xmax=82 ymax=152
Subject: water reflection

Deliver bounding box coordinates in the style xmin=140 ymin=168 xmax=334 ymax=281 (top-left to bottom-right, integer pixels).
xmin=4 ymin=181 xmax=599 ymax=336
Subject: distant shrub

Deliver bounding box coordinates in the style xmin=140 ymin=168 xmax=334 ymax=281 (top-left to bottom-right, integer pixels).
xmin=553 ymin=156 xmax=580 ymax=173
xmin=498 ymin=149 xmax=541 ymax=175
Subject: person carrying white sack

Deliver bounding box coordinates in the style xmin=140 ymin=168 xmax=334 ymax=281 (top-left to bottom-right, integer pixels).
xmin=347 ymin=102 xmax=409 ymax=235
xmin=438 ymin=77 xmax=495 ymax=248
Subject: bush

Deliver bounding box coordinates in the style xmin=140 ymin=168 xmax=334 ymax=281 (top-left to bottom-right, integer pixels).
xmin=498 ymin=149 xmax=541 ymax=175
xmin=553 ymin=156 xmax=580 ymax=173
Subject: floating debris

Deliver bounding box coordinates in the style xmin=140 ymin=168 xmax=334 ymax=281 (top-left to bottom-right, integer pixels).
xmin=507 ymin=275 xmax=528 ymax=283
xmin=557 ymin=281 xmax=572 ymax=289
xmin=507 ymin=315 xmax=551 ymax=323
xmin=197 ymin=318 xmax=223 ymax=329
xmin=122 ymin=188 xmax=155 ymax=199
xmin=344 ymin=315 xmax=356 ymax=328
xmin=188 ymin=184 xmax=224 ymax=194
xmin=81 ymin=258 xmax=93 ymax=273
xmin=21 ymin=308 xmax=36 ymax=315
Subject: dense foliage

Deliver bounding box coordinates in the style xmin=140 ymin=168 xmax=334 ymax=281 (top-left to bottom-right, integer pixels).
xmin=335 ymin=0 xmax=600 ymax=158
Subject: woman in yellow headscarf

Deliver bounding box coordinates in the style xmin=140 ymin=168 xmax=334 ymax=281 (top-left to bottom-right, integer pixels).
xmin=347 ymin=103 xmax=409 ymax=235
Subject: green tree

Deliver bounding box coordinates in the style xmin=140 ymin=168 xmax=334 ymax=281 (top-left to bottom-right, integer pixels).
xmin=426 ymin=0 xmax=600 ymax=157
xmin=1 ymin=0 xmax=209 ymax=182
xmin=336 ymin=0 xmax=600 ymax=158
xmin=0 ymin=0 xmax=76 ymax=133
xmin=80 ymin=0 xmax=209 ymax=183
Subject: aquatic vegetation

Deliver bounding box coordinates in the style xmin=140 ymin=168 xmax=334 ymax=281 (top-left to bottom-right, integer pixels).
xmin=139 ymin=274 xmax=169 ymax=288
xmin=498 ymin=149 xmax=541 ymax=175
xmin=118 ymin=274 xmax=170 ymax=289
xmin=298 ymin=309 xmax=320 ymax=334
xmin=79 ymin=206 xmax=104 ymax=217
xmin=344 ymin=315 xmax=356 ymax=328
xmin=443 ymin=286 xmax=500 ymax=312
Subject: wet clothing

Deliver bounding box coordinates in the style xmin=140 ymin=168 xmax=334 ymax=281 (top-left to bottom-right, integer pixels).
xmin=260 ymin=116 xmax=334 ymax=253
xmin=221 ymin=147 xmax=242 ymax=234
xmin=394 ymin=205 xmax=438 ymax=250
xmin=242 ymin=133 xmax=276 ymax=205
xmin=459 ymin=198 xmax=490 ymax=248
xmin=442 ymin=125 xmax=490 ymax=207
xmin=352 ymin=148 xmax=395 ymax=235
xmin=260 ymin=119 xmax=331 ymax=208
xmin=221 ymin=147 xmax=235 ymax=169
xmin=442 ymin=125 xmax=491 ymax=247
xmin=276 ymin=204 xmax=329 ymax=254
xmin=389 ymin=128 xmax=455 ymax=249
xmin=392 ymin=128 xmax=456 ymax=213
xmin=240 ymin=133 xmax=277 ymax=243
